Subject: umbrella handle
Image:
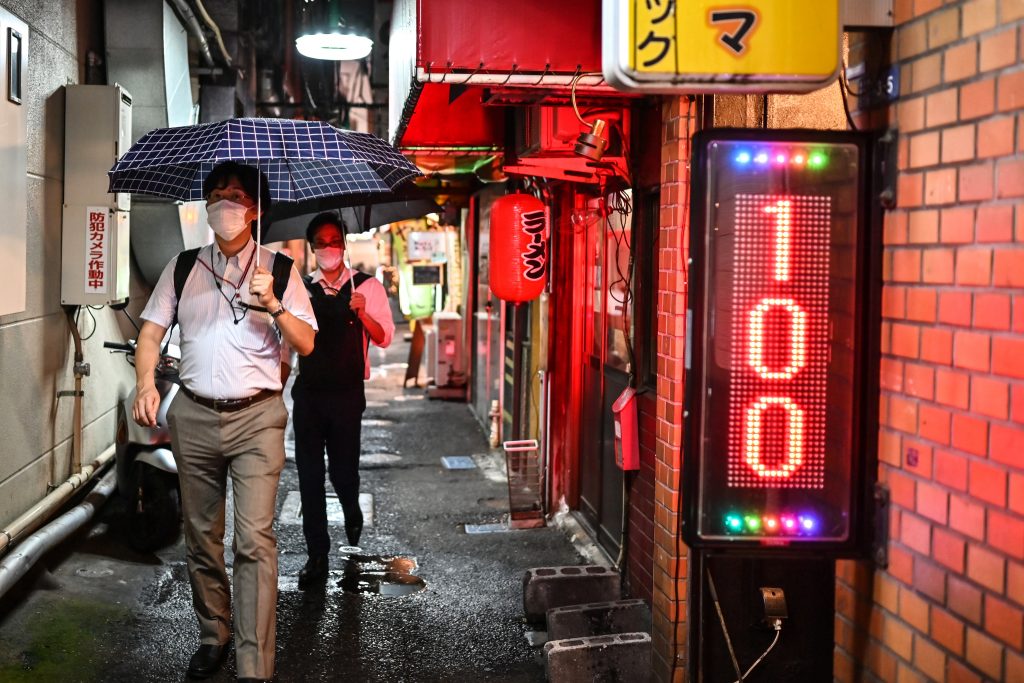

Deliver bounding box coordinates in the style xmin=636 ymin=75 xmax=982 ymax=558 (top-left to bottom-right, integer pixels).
xmin=249 ymin=173 xmax=263 ymax=308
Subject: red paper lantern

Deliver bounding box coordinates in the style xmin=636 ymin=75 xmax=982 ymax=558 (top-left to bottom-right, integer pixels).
xmin=489 ymin=193 xmax=548 ymax=302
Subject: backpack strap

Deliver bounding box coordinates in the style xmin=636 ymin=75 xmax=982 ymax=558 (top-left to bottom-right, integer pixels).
xmin=171 ymin=247 xmax=201 ymax=330
xmin=172 ymin=247 xmax=293 ymax=322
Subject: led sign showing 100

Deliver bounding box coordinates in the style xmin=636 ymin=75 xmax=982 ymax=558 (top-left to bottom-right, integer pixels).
xmin=728 ymin=193 xmax=830 ymax=493
xmin=684 ymin=131 xmax=873 ymax=551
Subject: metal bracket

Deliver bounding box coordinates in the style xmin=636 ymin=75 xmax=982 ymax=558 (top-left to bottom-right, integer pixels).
xmin=759 ymin=586 xmax=788 ymax=626
xmin=73 ymin=362 xmax=91 ymax=377
xmin=872 ymin=483 xmax=890 ymax=568
xmin=875 ymin=128 xmax=898 ymax=210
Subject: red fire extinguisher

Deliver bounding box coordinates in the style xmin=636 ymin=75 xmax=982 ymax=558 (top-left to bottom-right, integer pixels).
xmin=489 ymin=193 xmax=548 ymax=302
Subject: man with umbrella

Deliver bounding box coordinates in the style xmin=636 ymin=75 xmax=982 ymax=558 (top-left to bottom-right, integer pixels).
xmin=133 ymin=162 xmax=317 ymax=683
xmin=292 ymin=212 xmax=395 ymax=590
xmin=111 ymin=117 xmax=417 ymax=681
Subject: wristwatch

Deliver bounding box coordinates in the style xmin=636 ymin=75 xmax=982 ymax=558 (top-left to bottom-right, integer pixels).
xmin=270 ymin=302 xmax=287 ymax=319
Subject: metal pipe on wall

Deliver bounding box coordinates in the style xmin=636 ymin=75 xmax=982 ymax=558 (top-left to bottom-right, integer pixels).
xmin=0 ymin=469 xmax=116 ymax=599
xmin=64 ymin=307 xmax=85 ymax=474
xmin=167 ymin=0 xmax=215 ymax=67
xmin=0 ymin=446 xmax=116 ymax=557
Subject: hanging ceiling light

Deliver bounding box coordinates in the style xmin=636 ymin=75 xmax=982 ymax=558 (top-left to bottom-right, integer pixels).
xmin=296 ymin=0 xmax=373 ymax=61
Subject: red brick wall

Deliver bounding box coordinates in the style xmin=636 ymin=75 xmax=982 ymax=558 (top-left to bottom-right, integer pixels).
xmin=651 ymin=96 xmax=696 ymax=682
xmin=626 ymin=392 xmax=658 ymax=603
xmin=835 ymin=1 xmax=1024 ymax=680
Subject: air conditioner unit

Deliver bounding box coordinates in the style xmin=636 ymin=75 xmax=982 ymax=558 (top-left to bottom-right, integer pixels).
xmin=516 ymin=106 xmax=627 ymax=158
xmin=428 ymin=311 xmax=466 ymax=400
xmin=505 ymin=105 xmax=630 ymax=184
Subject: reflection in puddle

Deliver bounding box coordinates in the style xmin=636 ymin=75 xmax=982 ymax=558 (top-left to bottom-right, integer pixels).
xmin=338 ymin=553 xmax=426 ymax=597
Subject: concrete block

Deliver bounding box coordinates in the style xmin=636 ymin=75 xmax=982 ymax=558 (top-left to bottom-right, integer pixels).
xmin=522 ymin=565 xmax=620 ymax=622
xmin=547 ymin=599 xmax=652 ymax=641
xmin=544 ymin=632 xmax=652 ymax=683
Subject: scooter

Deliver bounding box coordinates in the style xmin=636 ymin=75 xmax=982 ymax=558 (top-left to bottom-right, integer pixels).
xmin=104 ymin=338 xmax=182 ymax=552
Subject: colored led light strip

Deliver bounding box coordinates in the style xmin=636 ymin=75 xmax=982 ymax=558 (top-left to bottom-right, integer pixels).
xmin=722 ymin=511 xmax=820 ymax=535
xmin=733 ymin=148 xmax=828 ymax=169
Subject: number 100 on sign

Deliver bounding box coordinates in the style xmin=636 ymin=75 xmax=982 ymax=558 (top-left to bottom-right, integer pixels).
xmin=685 ymin=131 xmax=874 ymax=551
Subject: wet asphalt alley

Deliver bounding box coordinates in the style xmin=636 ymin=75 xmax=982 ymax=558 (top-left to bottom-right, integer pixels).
xmin=0 ymin=333 xmax=587 ymax=682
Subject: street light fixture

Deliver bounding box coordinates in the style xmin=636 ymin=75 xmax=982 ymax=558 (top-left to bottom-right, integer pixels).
xmin=296 ymin=0 xmax=373 ymax=61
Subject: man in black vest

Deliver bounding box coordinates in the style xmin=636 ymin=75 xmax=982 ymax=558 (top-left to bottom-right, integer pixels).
xmin=294 ymin=212 xmax=395 ymax=589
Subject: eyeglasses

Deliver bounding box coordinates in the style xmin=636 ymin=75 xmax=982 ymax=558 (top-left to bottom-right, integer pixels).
xmin=207 ymin=188 xmax=255 ymax=206
xmin=313 ymin=240 xmax=345 ymax=250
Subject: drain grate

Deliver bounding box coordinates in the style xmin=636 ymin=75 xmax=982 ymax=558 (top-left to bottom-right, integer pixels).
xmin=279 ymin=491 xmax=374 ymax=526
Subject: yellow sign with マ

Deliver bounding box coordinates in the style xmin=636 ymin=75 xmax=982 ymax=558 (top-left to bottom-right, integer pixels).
xmin=603 ymin=0 xmax=840 ymax=93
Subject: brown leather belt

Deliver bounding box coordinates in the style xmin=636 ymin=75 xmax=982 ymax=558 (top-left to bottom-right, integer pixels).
xmin=181 ymin=386 xmax=279 ymax=413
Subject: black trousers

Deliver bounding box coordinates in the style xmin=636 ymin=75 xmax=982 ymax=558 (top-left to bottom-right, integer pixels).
xmin=291 ymin=384 xmax=365 ymax=556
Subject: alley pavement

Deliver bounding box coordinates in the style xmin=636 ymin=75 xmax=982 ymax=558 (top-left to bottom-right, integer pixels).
xmin=0 ymin=333 xmax=586 ymax=682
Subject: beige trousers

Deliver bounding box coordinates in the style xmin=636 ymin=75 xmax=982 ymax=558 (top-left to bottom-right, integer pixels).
xmin=168 ymin=392 xmax=287 ymax=680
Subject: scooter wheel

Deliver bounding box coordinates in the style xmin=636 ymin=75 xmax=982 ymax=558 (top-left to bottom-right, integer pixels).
xmin=128 ymin=467 xmax=181 ymax=553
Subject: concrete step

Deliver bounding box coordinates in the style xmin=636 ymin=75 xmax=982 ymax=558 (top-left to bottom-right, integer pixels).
xmin=544 ymin=632 xmax=652 ymax=683
xmin=522 ymin=565 xmax=621 ymax=622
xmin=546 ymin=598 xmax=651 ymax=641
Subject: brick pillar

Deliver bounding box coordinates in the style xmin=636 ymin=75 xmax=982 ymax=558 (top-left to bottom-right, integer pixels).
xmin=833 ymin=1 xmax=1024 ymax=681
xmin=652 ymin=95 xmax=696 ymax=682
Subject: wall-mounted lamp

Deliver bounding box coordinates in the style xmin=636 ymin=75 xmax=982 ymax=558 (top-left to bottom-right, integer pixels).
xmin=296 ymin=0 xmax=373 ymax=61
xmin=570 ymin=72 xmax=608 ymax=161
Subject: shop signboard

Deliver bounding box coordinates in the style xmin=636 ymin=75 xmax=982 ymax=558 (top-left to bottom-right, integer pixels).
xmin=682 ymin=129 xmax=880 ymax=554
xmin=407 ymin=231 xmax=448 ymax=263
xmin=603 ymin=0 xmax=841 ymax=93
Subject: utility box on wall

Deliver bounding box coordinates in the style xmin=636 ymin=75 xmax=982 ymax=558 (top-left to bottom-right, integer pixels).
xmin=61 ymin=84 xmax=133 ymax=306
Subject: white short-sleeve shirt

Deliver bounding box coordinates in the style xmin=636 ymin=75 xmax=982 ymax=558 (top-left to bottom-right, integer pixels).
xmin=141 ymin=240 xmax=318 ymax=399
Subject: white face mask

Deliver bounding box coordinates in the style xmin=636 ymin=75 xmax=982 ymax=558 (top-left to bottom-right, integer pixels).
xmin=207 ymin=200 xmax=250 ymax=241
xmin=315 ymin=246 xmax=344 ymax=272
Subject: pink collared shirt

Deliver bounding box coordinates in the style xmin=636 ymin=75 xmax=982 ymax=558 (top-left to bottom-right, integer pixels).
xmin=309 ymin=268 xmax=394 ymax=379
xmin=141 ymin=240 xmax=318 ymax=399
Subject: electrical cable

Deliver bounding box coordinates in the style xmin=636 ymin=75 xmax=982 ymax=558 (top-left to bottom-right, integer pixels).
xmin=74 ymin=306 xmax=98 ymax=342
xmin=732 ymin=628 xmax=782 ymax=683
xmin=707 ymin=567 xmax=745 ymax=681
xmin=839 ymin=71 xmax=860 ymax=131
xmin=569 ymin=71 xmax=604 ymax=126
xmin=119 ymin=309 xmax=141 ymax=334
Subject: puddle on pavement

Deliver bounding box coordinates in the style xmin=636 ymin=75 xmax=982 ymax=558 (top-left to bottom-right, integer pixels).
xmin=337 ymin=553 xmax=426 ymax=597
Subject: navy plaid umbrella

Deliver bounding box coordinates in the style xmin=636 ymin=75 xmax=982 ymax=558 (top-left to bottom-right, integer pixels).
xmin=107 ymin=118 xmax=418 ymax=203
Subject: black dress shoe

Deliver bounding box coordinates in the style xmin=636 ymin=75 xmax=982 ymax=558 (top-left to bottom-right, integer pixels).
xmin=187 ymin=642 xmax=228 ymax=679
xmin=345 ymin=522 xmax=363 ymax=547
xmin=297 ymin=554 xmax=329 ymax=590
